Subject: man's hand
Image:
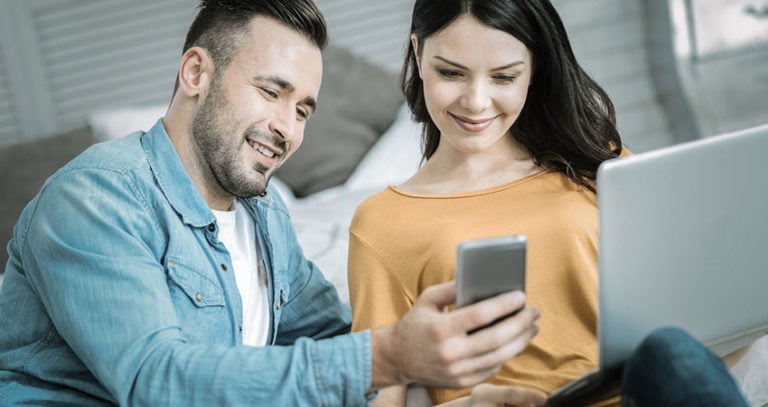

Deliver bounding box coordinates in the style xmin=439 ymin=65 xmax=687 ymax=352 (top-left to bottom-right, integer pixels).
xmin=370 ymin=281 xmax=540 ymax=390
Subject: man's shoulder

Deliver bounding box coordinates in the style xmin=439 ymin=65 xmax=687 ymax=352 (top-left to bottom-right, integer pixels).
xmin=36 ymin=131 xmax=154 ymax=202
xmin=65 ymin=131 xmax=147 ymax=173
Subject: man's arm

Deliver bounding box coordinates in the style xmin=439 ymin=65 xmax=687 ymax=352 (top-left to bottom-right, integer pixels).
xmin=20 ymin=168 xmax=371 ymax=405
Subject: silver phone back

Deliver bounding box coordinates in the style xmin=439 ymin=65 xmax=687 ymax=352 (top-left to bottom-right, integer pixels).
xmin=455 ymin=234 xmax=527 ymax=308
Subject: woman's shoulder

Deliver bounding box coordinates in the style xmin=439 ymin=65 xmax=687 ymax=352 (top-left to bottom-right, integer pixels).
xmin=353 ymin=186 xmax=408 ymax=221
xmin=350 ymin=186 xmax=432 ymax=239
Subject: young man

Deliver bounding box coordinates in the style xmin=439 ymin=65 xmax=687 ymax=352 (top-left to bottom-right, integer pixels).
xmin=0 ymin=0 xmax=541 ymax=405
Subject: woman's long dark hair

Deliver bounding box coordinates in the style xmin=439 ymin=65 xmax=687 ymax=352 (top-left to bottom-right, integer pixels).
xmin=403 ymin=0 xmax=622 ymax=192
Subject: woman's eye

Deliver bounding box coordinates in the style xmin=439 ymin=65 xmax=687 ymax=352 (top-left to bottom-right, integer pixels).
xmin=493 ymin=74 xmax=518 ymax=83
xmin=437 ymin=69 xmax=462 ymax=79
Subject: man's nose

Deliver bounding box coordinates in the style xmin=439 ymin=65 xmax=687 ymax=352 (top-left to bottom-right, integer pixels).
xmin=268 ymin=106 xmax=297 ymax=142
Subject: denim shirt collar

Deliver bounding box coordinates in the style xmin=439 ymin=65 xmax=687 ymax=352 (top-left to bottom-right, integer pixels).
xmin=140 ymin=119 xmax=216 ymax=228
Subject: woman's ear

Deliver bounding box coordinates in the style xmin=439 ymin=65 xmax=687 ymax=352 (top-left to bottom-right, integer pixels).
xmin=410 ymin=34 xmax=423 ymax=79
xmin=177 ymin=46 xmax=214 ymax=100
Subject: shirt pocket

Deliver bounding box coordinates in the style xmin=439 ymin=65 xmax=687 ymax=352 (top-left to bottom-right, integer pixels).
xmin=165 ymin=257 xmax=229 ymax=341
xmin=166 ymin=257 xmax=225 ymax=307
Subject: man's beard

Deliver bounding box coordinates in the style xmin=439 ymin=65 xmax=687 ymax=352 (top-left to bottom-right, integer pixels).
xmin=191 ymin=83 xmax=278 ymax=198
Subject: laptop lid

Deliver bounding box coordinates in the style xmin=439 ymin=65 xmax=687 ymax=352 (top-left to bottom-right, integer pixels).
xmin=596 ymin=123 xmax=768 ymax=370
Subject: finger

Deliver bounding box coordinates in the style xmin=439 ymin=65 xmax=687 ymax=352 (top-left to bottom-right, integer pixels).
xmin=447 ymin=307 xmax=540 ymax=375
xmin=459 ymin=305 xmax=540 ymax=357
xmin=470 ymin=305 xmax=540 ymax=347
xmin=452 ymin=319 xmax=539 ymax=376
xmin=473 ymin=383 xmax=548 ymax=405
xmin=414 ymin=281 xmax=456 ymax=310
xmin=447 ymin=366 xmax=503 ymax=389
xmin=451 ymin=290 xmax=527 ymax=332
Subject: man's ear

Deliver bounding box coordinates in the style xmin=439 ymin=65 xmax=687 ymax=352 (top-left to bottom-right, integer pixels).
xmin=178 ymin=46 xmax=214 ymax=99
xmin=410 ymin=34 xmax=423 ymax=79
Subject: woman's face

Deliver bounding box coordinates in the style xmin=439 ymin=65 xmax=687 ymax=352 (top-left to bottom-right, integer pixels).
xmin=415 ymin=15 xmax=533 ymax=156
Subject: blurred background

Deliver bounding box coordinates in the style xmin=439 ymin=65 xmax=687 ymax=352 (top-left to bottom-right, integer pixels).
xmin=0 ymin=0 xmax=766 ymax=150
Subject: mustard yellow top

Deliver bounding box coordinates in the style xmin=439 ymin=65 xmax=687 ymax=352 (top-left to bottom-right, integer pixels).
xmin=348 ymin=170 xmax=602 ymax=404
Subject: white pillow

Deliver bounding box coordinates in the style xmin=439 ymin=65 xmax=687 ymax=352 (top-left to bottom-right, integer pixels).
xmin=344 ymin=103 xmax=423 ymax=191
xmin=88 ymin=105 xmax=167 ymax=141
xmin=268 ymin=177 xmax=296 ymax=208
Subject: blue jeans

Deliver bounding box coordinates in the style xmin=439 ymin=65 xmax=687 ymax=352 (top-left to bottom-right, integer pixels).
xmin=622 ymin=327 xmax=749 ymax=407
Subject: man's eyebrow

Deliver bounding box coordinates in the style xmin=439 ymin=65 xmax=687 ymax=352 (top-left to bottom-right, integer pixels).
xmin=254 ymin=75 xmax=317 ymax=112
xmin=433 ymin=56 xmax=525 ymax=71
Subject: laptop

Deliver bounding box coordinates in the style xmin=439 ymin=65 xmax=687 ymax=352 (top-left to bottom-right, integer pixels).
xmin=547 ymin=123 xmax=768 ymax=405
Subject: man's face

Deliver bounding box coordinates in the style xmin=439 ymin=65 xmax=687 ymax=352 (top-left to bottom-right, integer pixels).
xmin=192 ymin=16 xmax=322 ymax=199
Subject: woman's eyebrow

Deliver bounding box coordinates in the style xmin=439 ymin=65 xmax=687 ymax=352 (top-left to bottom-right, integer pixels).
xmin=433 ymin=55 xmax=524 ymax=71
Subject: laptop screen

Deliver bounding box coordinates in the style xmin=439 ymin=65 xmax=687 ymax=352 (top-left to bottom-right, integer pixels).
xmin=595 ymin=124 xmax=768 ymax=369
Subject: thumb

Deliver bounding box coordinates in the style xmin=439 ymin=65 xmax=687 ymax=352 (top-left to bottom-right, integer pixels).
xmin=414 ymin=281 xmax=456 ymax=310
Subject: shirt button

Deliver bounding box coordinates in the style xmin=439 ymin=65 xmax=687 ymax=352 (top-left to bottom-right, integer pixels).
xmin=168 ymin=260 xmax=176 ymax=267
xmin=280 ymin=290 xmax=287 ymax=301
xmin=275 ymin=301 xmax=281 ymax=310
xmin=238 ymin=325 xmax=243 ymax=333
xmin=221 ymin=264 xmax=228 ymax=271
xmin=195 ymin=293 xmax=202 ymax=302
xmin=208 ymin=224 xmax=216 ymax=232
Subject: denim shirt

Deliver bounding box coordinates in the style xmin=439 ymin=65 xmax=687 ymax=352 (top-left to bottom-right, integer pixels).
xmin=0 ymin=120 xmax=372 ymax=406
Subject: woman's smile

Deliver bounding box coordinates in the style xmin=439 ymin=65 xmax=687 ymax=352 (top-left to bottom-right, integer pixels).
xmin=449 ymin=112 xmax=499 ymax=133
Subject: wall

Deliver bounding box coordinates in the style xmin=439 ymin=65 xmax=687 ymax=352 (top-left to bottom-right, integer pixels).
xmin=0 ymin=0 xmax=678 ymax=152
xmin=553 ymin=0 xmax=675 ymax=151
xmin=0 ymin=0 xmax=196 ymax=144
xmin=647 ymin=0 xmax=768 ymax=139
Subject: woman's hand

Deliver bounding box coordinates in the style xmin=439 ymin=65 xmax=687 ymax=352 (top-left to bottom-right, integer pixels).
xmin=467 ymin=383 xmax=548 ymax=407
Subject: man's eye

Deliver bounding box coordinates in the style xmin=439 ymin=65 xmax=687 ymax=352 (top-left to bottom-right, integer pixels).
xmin=297 ymin=107 xmax=309 ymax=120
xmin=262 ymin=88 xmax=278 ymax=98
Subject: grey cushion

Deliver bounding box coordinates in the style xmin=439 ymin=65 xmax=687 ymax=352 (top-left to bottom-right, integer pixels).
xmin=276 ymin=45 xmax=404 ymax=197
xmin=0 ymin=128 xmax=95 ymax=269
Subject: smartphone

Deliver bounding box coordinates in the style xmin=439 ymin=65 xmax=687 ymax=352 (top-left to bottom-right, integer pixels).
xmin=455 ymin=234 xmax=527 ymax=312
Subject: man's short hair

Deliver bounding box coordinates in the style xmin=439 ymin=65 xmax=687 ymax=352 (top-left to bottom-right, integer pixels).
xmin=174 ymin=0 xmax=327 ymax=91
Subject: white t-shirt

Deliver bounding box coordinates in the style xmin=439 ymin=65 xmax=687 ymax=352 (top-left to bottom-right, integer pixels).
xmin=212 ymin=201 xmax=270 ymax=346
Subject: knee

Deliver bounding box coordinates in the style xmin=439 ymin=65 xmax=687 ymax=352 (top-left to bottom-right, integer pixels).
xmin=624 ymin=327 xmax=748 ymax=407
xmin=636 ymin=327 xmax=702 ymax=360
xmin=630 ymin=326 xmax=727 ymax=381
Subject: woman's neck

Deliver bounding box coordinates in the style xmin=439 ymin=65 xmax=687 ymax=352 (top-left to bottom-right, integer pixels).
xmin=400 ymin=141 xmax=539 ymax=195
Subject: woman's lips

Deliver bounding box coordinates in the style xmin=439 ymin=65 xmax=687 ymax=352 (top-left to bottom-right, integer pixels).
xmin=450 ymin=113 xmax=496 ymax=133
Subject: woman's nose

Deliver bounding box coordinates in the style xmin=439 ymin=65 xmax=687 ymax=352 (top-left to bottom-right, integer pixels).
xmin=459 ymin=80 xmax=492 ymax=113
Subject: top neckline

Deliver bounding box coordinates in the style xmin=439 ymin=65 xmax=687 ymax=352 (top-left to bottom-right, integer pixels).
xmin=388 ymin=169 xmax=551 ymax=199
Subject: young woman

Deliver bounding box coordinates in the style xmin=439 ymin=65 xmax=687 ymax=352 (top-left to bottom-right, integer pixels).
xmin=349 ymin=0 xmax=746 ymax=406
xmin=349 ymin=1 xmax=751 ymax=405
xmin=348 ymin=0 xmax=622 ymax=405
